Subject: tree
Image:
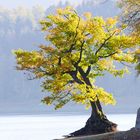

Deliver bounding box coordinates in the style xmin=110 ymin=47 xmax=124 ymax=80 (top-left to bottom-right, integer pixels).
xmin=118 ymin=0 xmax=140 ymax=34
xmin=14 ymin=7 xmax=139 ymax=137
xmin=118 ymin=0 xmax=140 ymax=74
xmin=135 ymin=49 xmax=140 ymax=75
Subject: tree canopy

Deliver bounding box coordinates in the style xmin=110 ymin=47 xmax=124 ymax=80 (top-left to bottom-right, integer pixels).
xmin=14 ymin=7 xmax=139 ymax=110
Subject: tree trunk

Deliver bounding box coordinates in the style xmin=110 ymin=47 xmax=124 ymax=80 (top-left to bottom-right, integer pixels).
xmin=66 ymin=100 xmax=117 ymax=137
xmin=65 ymin=67 xmax=117 ymax=138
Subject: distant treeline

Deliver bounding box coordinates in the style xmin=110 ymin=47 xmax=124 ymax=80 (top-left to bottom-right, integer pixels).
xmin=0 ymin=0 xmax=118 ymax=38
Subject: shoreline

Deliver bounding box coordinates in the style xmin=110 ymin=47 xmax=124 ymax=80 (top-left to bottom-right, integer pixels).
xmin=61 ymin=129 xmax=140 ymax=140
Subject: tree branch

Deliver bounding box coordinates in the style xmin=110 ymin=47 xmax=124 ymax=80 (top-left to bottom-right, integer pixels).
xmin=98 ymin=51 xmax=117 ymax=58
xmin=85 ymin=66 xmax=91 ymax=76
xmin=120 ymin=62 xmax=133 ymax=68
xmin=75 ymin=40 xmax=85 ymax=65
xmin=36 ymin=67 xmax=54 ymax=76
xmin=68 ymin=70 xmax=84 ymax=84
xmin=65 ymin=14 xmax=81 ymax=53
xmin=58 ymin=92 xmax=71 ymax=101
xmin=95 ymin=31 xmax=116 ymax=56
xmin=58 ymin=57 xmax=61 ymax=65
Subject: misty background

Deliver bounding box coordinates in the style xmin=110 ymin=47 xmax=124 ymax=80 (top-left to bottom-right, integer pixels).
xmin=0 ymin=0 xmax=139 ymax=115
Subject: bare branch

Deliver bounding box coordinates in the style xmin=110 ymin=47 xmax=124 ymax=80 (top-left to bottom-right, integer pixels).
xmin=58 ymin=92 xmax=71 ymax=101
xmin=120 ymin=62 xmax=133 ymax=68
xmin=26 ymin=73 xmax=36 ymax=80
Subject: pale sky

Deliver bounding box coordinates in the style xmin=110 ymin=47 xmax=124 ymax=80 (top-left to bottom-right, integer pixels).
xmin=0 ymin=0 xmax=83 ymax=9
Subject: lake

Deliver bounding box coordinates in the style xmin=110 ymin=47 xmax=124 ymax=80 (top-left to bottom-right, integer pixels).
xmin=0 ymin=114 xmax=136 ymax=140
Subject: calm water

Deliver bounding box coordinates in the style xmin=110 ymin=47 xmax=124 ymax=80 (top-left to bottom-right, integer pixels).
xmin=0 ymin=114 xmax=136 ymax=140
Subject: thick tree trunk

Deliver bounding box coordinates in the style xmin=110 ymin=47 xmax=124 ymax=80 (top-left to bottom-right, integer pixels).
xmin=66 ymin=67 xmax=117 ymax=137
xmin=66 ymin=100 xmax=117 ymax=138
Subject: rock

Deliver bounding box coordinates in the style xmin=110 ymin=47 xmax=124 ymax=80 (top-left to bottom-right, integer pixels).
xmin=61 ymin=129 xmax=140 ymax=140
xmin=135 ymin=108 xmax=140 ymax=129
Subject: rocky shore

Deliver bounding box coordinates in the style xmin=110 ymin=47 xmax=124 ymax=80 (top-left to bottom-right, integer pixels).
xmin=61 ymin=129 xmax=140 ymax=140
xmin=59 ymin=108 xmax=140 ymax=140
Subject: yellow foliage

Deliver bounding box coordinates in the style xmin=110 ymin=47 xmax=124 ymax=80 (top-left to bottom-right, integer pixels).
xmin=84 ymin=12 xmax=92 ymax=19
xmin=106 ymin=17 xmax=117 ymax=25
xmin=14 ymin=7 xmax=139 ymax=110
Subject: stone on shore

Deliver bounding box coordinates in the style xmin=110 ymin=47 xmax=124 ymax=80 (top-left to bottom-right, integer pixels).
xmin=135 ymin=108 xmax=140 ymax=129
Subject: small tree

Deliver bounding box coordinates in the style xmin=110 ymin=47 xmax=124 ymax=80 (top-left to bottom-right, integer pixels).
xmin=118 ymin=0 xmax=140 ymax=34
xmin=135 ymin=50 xmax=140 ymax=74
xmin=118 ymin=0 xmax=140 ymax=74
xmin=14 ymin=7 xmax=139 ymax=136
